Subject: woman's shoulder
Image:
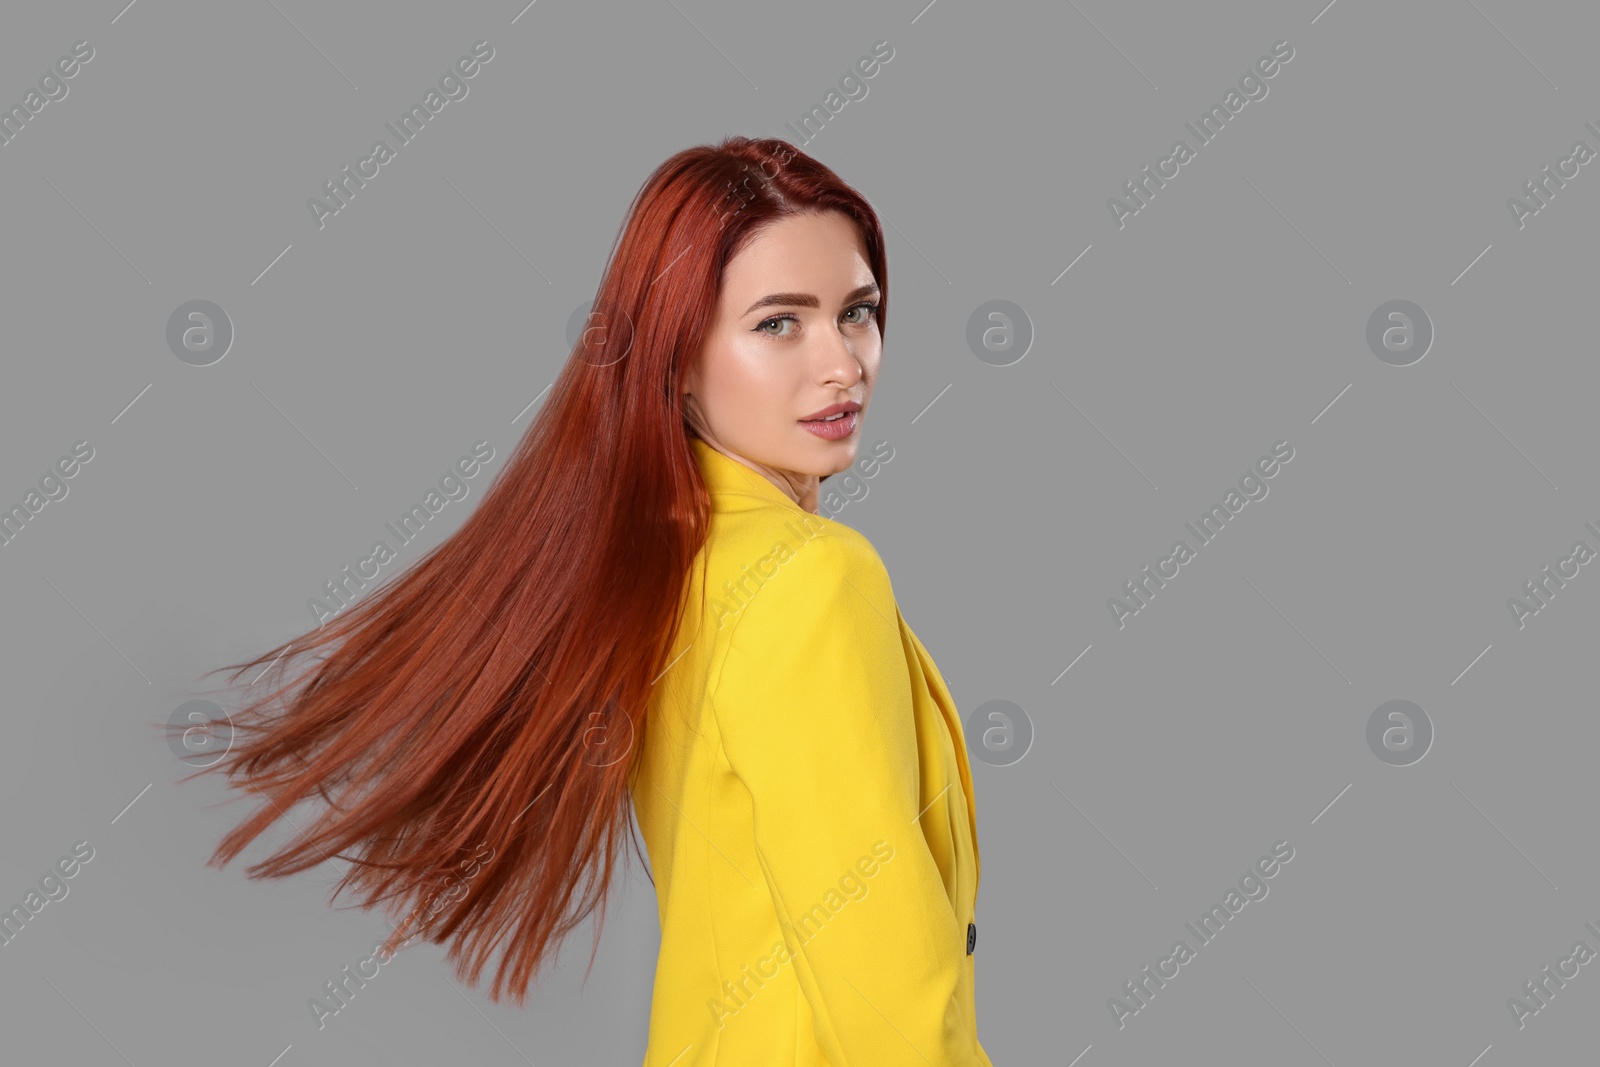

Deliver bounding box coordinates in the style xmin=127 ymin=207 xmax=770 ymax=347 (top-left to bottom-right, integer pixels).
xmin=702 ymin=504 xmax=896 ymax=636
xmin=707 ymin=500 xmax=887 ymax=579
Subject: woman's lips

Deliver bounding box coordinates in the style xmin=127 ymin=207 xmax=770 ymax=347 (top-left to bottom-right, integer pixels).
xmin=799 ymin=411 xmax=858 ymax=440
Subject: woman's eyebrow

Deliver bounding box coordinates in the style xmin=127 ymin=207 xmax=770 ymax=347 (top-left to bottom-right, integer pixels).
xmin=742 ymin=283 xmax=880 ymax=317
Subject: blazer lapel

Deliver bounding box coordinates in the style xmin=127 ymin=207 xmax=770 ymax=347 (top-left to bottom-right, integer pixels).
xmin=899 ymin=611 xmax=982 ymax=892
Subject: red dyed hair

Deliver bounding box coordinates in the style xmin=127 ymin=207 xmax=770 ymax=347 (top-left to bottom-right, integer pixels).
xmin=178 ymin=135 xmax=890 ymax=1003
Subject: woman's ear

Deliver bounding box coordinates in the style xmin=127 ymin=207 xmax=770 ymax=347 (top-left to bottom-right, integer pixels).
xmin=681 ymin=391 xmax=707 ymax=438
xmin=680 ymin=359 xmax=702 ymax=419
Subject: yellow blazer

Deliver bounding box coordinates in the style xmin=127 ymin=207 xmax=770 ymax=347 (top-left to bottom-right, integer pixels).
xmin=630 ymin=436 xmax=992 ymax=1066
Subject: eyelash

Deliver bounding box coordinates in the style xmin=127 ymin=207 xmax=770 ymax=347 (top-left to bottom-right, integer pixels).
xmin=755 ymin=302 xmax=880 ymax=336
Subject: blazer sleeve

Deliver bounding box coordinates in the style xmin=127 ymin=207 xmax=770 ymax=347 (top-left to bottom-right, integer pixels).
xmin=709 ymin=529 xmax=982 ymax=1065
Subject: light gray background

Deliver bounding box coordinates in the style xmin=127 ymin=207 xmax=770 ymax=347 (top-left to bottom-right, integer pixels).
xmin=1 ymin=0 xmax=1596 ymax=1064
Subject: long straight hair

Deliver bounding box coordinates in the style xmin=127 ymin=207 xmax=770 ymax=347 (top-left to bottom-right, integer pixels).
xmin=181 ymin=136 xmax=889 ymax=1004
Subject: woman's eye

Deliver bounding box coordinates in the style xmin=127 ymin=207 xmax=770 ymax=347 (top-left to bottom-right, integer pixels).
xmin=845 ymin=302 xmax=879 ymax=324
xmin=756 ymin=315 xmax=796 ymax=336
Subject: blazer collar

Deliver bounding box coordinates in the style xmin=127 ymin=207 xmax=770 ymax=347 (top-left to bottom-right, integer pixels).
xmin=691 ymin=436 xmax=811 ymax=515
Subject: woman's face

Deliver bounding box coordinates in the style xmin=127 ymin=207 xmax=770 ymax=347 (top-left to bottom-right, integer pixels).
xmin=683 ymin=209 xmax=881 ymax=510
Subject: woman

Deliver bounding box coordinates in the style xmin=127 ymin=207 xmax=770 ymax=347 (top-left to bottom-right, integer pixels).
xmin=186 ymin=136 xmax=992 ymax=1065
